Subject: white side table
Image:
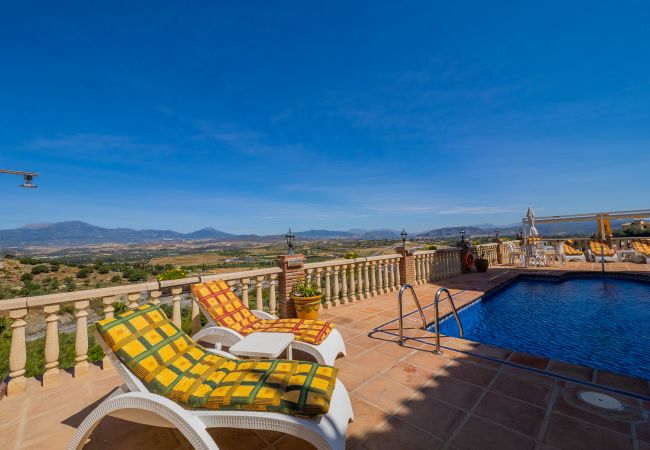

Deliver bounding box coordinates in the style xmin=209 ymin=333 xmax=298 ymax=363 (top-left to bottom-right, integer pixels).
xmin=228 ymin=332 xmax=294 ymax=360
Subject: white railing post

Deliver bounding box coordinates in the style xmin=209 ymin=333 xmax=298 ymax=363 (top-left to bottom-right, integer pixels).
xmin=332 ymin=265 xmax=340 ymax=306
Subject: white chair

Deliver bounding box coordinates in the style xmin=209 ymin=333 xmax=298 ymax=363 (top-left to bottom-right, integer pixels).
xmin=192 ymin=301 xmax=347 ymax=366
xmin=506 ymin=242 xmax=523 ymax=265
xmin=69 ymin=332 xmax=354 ymax=450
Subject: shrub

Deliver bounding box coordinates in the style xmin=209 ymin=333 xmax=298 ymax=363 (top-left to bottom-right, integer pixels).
xmin=51 ymin=278 xmax=60 ymax=289
xmin=76 ymin=268 xmax=91 ymax=279
xmin=156 ymin=268 xmax=187 ymax=281
xmin=31 ymin=264 xmax=49 ymax=275
xmin=97 ymin=265 xmax=110 ymax=274
xmin=110 ymin=275 xmax=122 ymax=283
xmin=123 ymin=268 xmax=147 ymax=282
xmin=344 ymin=252 xmax=359 ymax=259
xmin=66 ymin=279 xmax=76 ymax=292
xmin=425 ymin=245 xmax=437 ymax=250
xmin=49 ymin=264 xmax=60 ymax=272
xmin=20 ymin=273 xmax=33 ymax=282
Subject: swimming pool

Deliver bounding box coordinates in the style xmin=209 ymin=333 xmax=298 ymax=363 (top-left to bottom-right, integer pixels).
xmin=434 ymin=277 xmax=650 ymax=380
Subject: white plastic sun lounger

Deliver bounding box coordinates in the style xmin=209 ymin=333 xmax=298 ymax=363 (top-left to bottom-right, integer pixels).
xmin=69 ymin=332 xmax=354 ymax=450
xmin=192 ymin=301 xmax=347 ymax=366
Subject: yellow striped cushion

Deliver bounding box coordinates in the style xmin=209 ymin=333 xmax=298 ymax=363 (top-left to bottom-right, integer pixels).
xmin=590 ymin=241 xmax=615 ymax=256
xmin=96 ymin=304 xmax=337 ymax=416
xmin=192 ymin=280 xmax=334 ymax=345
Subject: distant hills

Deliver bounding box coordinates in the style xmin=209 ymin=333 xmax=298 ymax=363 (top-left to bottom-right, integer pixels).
xmin=0 ymin=219 xmax=618 ymax=248
xmin=0 ymin=221 xmax=401 ymax=247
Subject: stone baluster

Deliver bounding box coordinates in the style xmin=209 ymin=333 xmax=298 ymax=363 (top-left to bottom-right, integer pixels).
xmin=191 ymin=296 xmax=201 ymax=334
xmin=306 ymin=268 xmax=315 ymax=285
xmin=255 ymin=276 xmax=265 ymax=311
xmin=348 ymin=262 xmax=357 ymax=302
xmin=332 ymin=265 xmax=340 ymax=306
xmin=363 ymin=262 xmax=370 ymax=298
xmin=101 ymin=296 xmax=116 ymax=369
xmin=323 ymin=267 xmax=332 ymax=308
xmin=127 ymin=293 xmax=140 ymax=310
xmin=269 ymin=273 xmax=278 ymax=314
xmin=171 ymin=287 xmax=183 ymax=327
xmin=43 ymin=305 xmax=60 ymax=387
xmin=315 ymin=268 xmax=323 ymax=291
xmin=74 ymin=300 xmax=90 ymax=378
xmin=340 ymin=264 xmax=348 ymax=304
xmin=370 ymin=261 xmax=378 ymax=296
xmin=356 ymin=263 xmax=364 ymax=299
xmin=376 ymin=260 xmax=384 ymax=294
xmin=395 ymin=259 xmax=402 ymax=290
xmin=7 ymin=308 xmax=28 ymax=395
xmin=388 ymin=259 xmax=396 ymax=291
xmin=149 ymin=289 xmax=162 ymax=305
xmin=414 ymin=257 xmax=421 ymax=284
xmin=240 ymin=278 xmax=250 ymax=308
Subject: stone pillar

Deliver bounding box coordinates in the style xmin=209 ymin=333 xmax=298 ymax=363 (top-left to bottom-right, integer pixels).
xmin=276 ymin=254 xmax=305 ymax=318
xmin=43 ymin=305 xmax=60 ymax=387
xmin=7 ymin=308 xmax=28 ymax=395
xmin=74 ymin=300 xmax=89 ymax=378
xmin=396 ymin=247 xmax=416 ymax=286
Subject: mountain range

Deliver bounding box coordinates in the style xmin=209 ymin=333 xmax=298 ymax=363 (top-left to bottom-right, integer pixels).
xmin=0 ymin=220 xmax=616 ymax=248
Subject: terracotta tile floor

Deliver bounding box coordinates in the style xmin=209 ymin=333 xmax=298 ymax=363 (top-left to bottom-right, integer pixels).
xmin=2 ymin=262 xmax=650 ymax=449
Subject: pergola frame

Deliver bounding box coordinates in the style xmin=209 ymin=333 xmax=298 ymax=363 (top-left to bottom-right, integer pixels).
xmin=522 ymin=208 xmax=650 ymax=272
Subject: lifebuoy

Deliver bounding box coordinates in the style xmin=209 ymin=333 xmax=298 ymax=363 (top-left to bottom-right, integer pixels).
xmin=463 ymin=252 xmax=475 ymax=270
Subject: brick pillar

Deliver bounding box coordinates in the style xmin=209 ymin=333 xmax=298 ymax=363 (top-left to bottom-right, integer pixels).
xmin=276 ymin=254 xmax=305 ymax=318
xmin=395 ymin=247 xmax=416 ymax=286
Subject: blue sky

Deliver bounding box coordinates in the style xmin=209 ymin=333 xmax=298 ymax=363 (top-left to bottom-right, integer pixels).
xmin=1 ymin=1 xmax=649 ymax=234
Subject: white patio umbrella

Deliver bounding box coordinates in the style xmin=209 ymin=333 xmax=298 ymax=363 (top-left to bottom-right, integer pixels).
xmin=525 ymin=207 xmax=539 ymax=237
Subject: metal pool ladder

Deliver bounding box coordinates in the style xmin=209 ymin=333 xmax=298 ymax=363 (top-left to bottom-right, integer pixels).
xmin=397 ymin=284 xmax=464 ymax=355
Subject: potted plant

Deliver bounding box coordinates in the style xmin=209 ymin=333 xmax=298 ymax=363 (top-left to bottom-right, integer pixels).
xmin=475 ymin=250 xmax=489 ymax=273
xmin=291 ymin=278 xmax=322 ymax=320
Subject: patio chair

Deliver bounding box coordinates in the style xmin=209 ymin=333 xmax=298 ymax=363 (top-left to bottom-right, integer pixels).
xmin=69 ymin=304 xmax=354 ymax=450
xmin=631 ymin=239 xmax=650 ymax=263
xmin=588 ymin=241 xmax=619 ymax=263
xmin=560 ymin=240 xmax=586 ymax=262
xmin=505 ymin=241 xmax=523 ymax=265
xmin=191 ymin=280 xmax=346 ymax=366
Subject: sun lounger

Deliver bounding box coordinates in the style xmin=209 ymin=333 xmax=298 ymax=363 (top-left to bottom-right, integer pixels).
xmin=68 ymin=304 xmax=353 ymax=450
xmin=191 ymin=280 xmax=346 ymax=365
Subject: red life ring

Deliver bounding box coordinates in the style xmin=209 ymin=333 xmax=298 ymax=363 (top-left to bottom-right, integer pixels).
xmin=463 ymin=252 xmax=475 ymax=270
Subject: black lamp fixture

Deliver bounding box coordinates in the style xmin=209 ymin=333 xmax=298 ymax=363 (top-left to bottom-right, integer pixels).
xmin=495 ymin=228 xmax=500 ymax=239
xmin=460 ymin=230 xmax=465 ymax=243
xmin=285 ymin=228 xmax=295 ymax=255
xmin=400 ymin=228 xmax=408 ymax=246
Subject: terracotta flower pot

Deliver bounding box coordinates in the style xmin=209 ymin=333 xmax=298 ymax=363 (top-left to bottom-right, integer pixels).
xmin=292 ymin=295 xmax=322 ymax=320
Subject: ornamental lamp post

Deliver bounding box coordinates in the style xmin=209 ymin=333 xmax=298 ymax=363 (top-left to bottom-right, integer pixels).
xmin=460 ymin=230 xmax=465 ymax=243
xmin=495 ymin=228 xmax=500 ymax=239
xmin=400 ymin=228 xmax=408 ymax=247
xmin=285 ymin=228 xmax=295 ymax=255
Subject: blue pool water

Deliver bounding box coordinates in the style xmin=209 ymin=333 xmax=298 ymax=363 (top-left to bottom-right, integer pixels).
xmin=435 ymin=277 xmax=650 ymax=380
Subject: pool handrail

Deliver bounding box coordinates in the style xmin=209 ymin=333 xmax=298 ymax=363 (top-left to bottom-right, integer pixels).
xmin=397 ymin=283 xmax=427 ymax=346
xmin=432 ymin=287 xmax=465 ymax=354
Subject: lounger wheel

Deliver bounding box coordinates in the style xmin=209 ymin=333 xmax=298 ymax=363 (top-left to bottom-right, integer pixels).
xmin=68 ymin=392 xmax=219 ymax=450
